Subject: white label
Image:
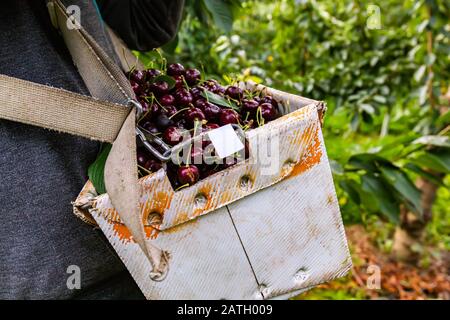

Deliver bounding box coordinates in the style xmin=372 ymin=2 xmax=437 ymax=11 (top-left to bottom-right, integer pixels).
xmin=208 ymin=124 xmax=244 ymax=159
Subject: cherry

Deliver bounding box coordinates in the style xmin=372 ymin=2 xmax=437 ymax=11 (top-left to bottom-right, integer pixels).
xmin=144 ymin=159 xmax=162 ymax=172
xmin=149 ymin=103 xmax=161 ymax=118
xmin=185 ymin=107 xmax=206 ymax=125
xmin=215 ymin=85 xmax=226 ymax=95
xmin=163 ymin=126 xmax=186 ymax=146
xmin=177 ymin=165 xmax=200 ymax=186
xmin=203 ymin=79 xmax=219 ymax=92
xmin=175 ymin=89 xmax=193 ymax=106
xmin=136 ymin=149 xmax=148 ymax=167
xmin=219 ymin=109 xmax=240 ymax=125
xmin=259 ymin=102 xmax=278 ymax=121
xmin=139 ymin=100 xmax=150 ymax=112
xmin=167 ymin=63 xmax=186 ymax=76
xmin=155 ymin=114 xmax=174 ymax=131
xmin=161 ymin=105 xmax=178 ymax=118
xmin=128 ymin=69 xmax=146 ymax=83
xmin=225 ymin=86 xmax=243 ymax=100
xmin=160 ymin=94 xmax=175 ymax=106
xmin=190 ymin=86 xmax=204 ymax=100
xmin=176 ymin=119 xmax=188 ymax=129
xmin=202 ymin=102 xmax=221 ymax=120
xmin=194 ymin=98 xmax=207 ymax=109
xmin=141 ymin=121 xmax=159 ymax=134
xmin=173 ymin=75 xmax=186 ymax=89
xmin=242 ymin=99 xmax=259 ymax=114
xmin=185 ymin=68 xmax=201 ymax=85
xmin=130 ymin=80 xmax=142 ymax=94
xmin=146 ymin=68 xmax=161 ymax=80
xmin=204 ymin=122 xmax=220 ymax=131
xmin=261 ymin=95 xmax=278 ymax=107
xmin=148 ymin=81 xmax=169 ymax=96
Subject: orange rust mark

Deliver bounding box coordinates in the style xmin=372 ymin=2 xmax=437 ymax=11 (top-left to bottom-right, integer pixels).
xmin=112 ymin=223 xmax=134 ymax=243
xmin=220 ymin=190 xmax=232 ymax=203
xmin=144 ymin=226 xmax=160 ymax=239
xmin=288 ymin=127 xmax=322 ymax=178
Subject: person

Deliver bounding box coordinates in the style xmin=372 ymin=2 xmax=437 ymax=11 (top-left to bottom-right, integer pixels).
xmin=0 ymin=0 xmax=184 ymax=299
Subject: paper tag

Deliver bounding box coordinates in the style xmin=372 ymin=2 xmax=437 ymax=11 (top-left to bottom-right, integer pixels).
xmin=208 ymin=124 xmax=245 ymax=159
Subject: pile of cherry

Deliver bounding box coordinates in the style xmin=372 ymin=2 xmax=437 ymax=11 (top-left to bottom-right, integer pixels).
xmin=127 ymin=63 xmax=280 ymax=190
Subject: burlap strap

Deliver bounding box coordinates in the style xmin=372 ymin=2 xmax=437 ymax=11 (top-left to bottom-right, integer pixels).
xmin=0 ymin=75 xmax=128 ymax=142
xmin=0 ymin=0 xmax=169 ymax=280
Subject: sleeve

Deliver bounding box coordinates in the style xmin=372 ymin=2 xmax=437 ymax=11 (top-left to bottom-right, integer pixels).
xmin=95 ymin=0 xmax=185 ymax=51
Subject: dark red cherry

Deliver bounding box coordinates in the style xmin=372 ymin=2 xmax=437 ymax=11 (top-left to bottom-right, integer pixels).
xmin=148 ymin=81 xmax=169 ymax=96
xmin=185 ymin=107 xmax=206 ymax=125
xmin=145 ymin=68 xmax=161 ymax=80
xmin=259 ymin=102 xmax=278 ymax=121
xmin=261 ymin=95 xmax=278 ymax=107
xmin=144 ymin=159 xmax=162 ymax=172
xmin=190 ymin=86 xmax=204 ymax=99
xmin=185 ymin=68 xmax=201 ymax=85
xmin=160 ymin=94 xmax=175 ymax=106
xmin=194 ymin=98 xmax=207 ymax=110
xmin=173 ymin=75 xmax=186 ymax=89
xmin=155 ymin=114 xmax=174 ymax=131
xmin=161 ymin=105 xmax=178 ymax=118
xmin=203 ymin=79 xmax=218 ymax=92
xmin=130 ymin=81 xmax=142 ymax=94
xmin=167 ymin=63 xmax=186 ymax=76
xmin=163 ymin=126 xmax=186 ymax=146
xmin=141 ymin=121 xmax=159 ymax=134
xmin=136 ymin=149 xmax=149 ymax=167
xmin=225 ymin=86 xmax=243 ymax=100
xmin=139 ymin=100 xmax=150 ymax=112
xmin=204 ymin=122 xmax=220 ymax=131
xmin=128 ymin=69 xmax=146 ymax=83
xmin=202 ymin=102 xmax=221 ymax=120
xmin=242 ymin=99 xmax=259 ymax=114
xmin=177 ymin=165 xmax=200 ymax=186
xmin=175 ymin=89 xmax=193 ymax=106
xmin=215 ymin=85 xmax=226 ymax=94
xmin=219 ymin=109 xmax=240 ymax=125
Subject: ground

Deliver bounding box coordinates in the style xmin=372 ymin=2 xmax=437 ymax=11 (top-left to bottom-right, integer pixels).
xmin=295 ymin=225 xmax=449 ymax=300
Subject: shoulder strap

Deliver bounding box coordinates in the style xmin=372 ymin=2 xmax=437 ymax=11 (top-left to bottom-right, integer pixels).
xmin=0 ymin=0 xmax=169 ymax=280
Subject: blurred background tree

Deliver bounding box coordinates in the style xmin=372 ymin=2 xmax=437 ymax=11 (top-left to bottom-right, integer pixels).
xmin=137 ymin=0 xmax=449 ymax=299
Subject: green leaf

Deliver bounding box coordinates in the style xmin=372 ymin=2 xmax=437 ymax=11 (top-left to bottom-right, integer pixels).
xmin=201 ymin=90 xmax=239 ymax=110
xmin=410 ymin=149 xmax=450 ymax=174
xmin=360 ymin=174 xmax=400 ymax=223
xmin=347 ymin=153 xmax=391 ymax=172
xmin=404 ymin=163 xmax=444 ymax=187
xmin=412 ymin=135 xmax=450 ymax=148
xmin=203 ymin=0 xmax=234 ymax=32
xmin=379 ymin=166 xmax=422 ymax=216
xmin=88 ymin=144 xmax=112 ymax=195
xmin=339 ymin=179 xmax=361 ymax=205
xmin=150 ymin=75 xmax=176 ymax=90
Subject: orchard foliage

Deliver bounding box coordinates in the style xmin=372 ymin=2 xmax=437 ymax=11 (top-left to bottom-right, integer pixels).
xmin=139 ymin=0 xmax=450 ymax=225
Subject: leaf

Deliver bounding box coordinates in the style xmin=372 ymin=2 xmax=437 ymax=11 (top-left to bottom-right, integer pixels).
xmin=379 ymin=166 xmax=422 ymax=217
xmin=404 ymin=163 xmax=444 ymax=187
xmin=88 ymin=144 xmax=112 ymax=195
xmin=330 ymin=159 xmax=344 ymax=175
xmin=360 ymin=174 xmax=400 ymax=223
xmin=347 ymin=153 xmax=391 ymax=172
xmin=203 ymin=0 xmax=234 ymax=32
xmin=412 ymin=135 xmax=450 ymax=148
xmin=150 ymin=75 xmax=176 ymax=90
xmin=410 ymin=149 xmax=450 ymax=173
xmin=414 ymin=65 xmax=426 ymax=83
xmin=201 ymin=90 xmax=239 ymax=110
xmin=339 ymin=179 xmax=361 ymax=205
